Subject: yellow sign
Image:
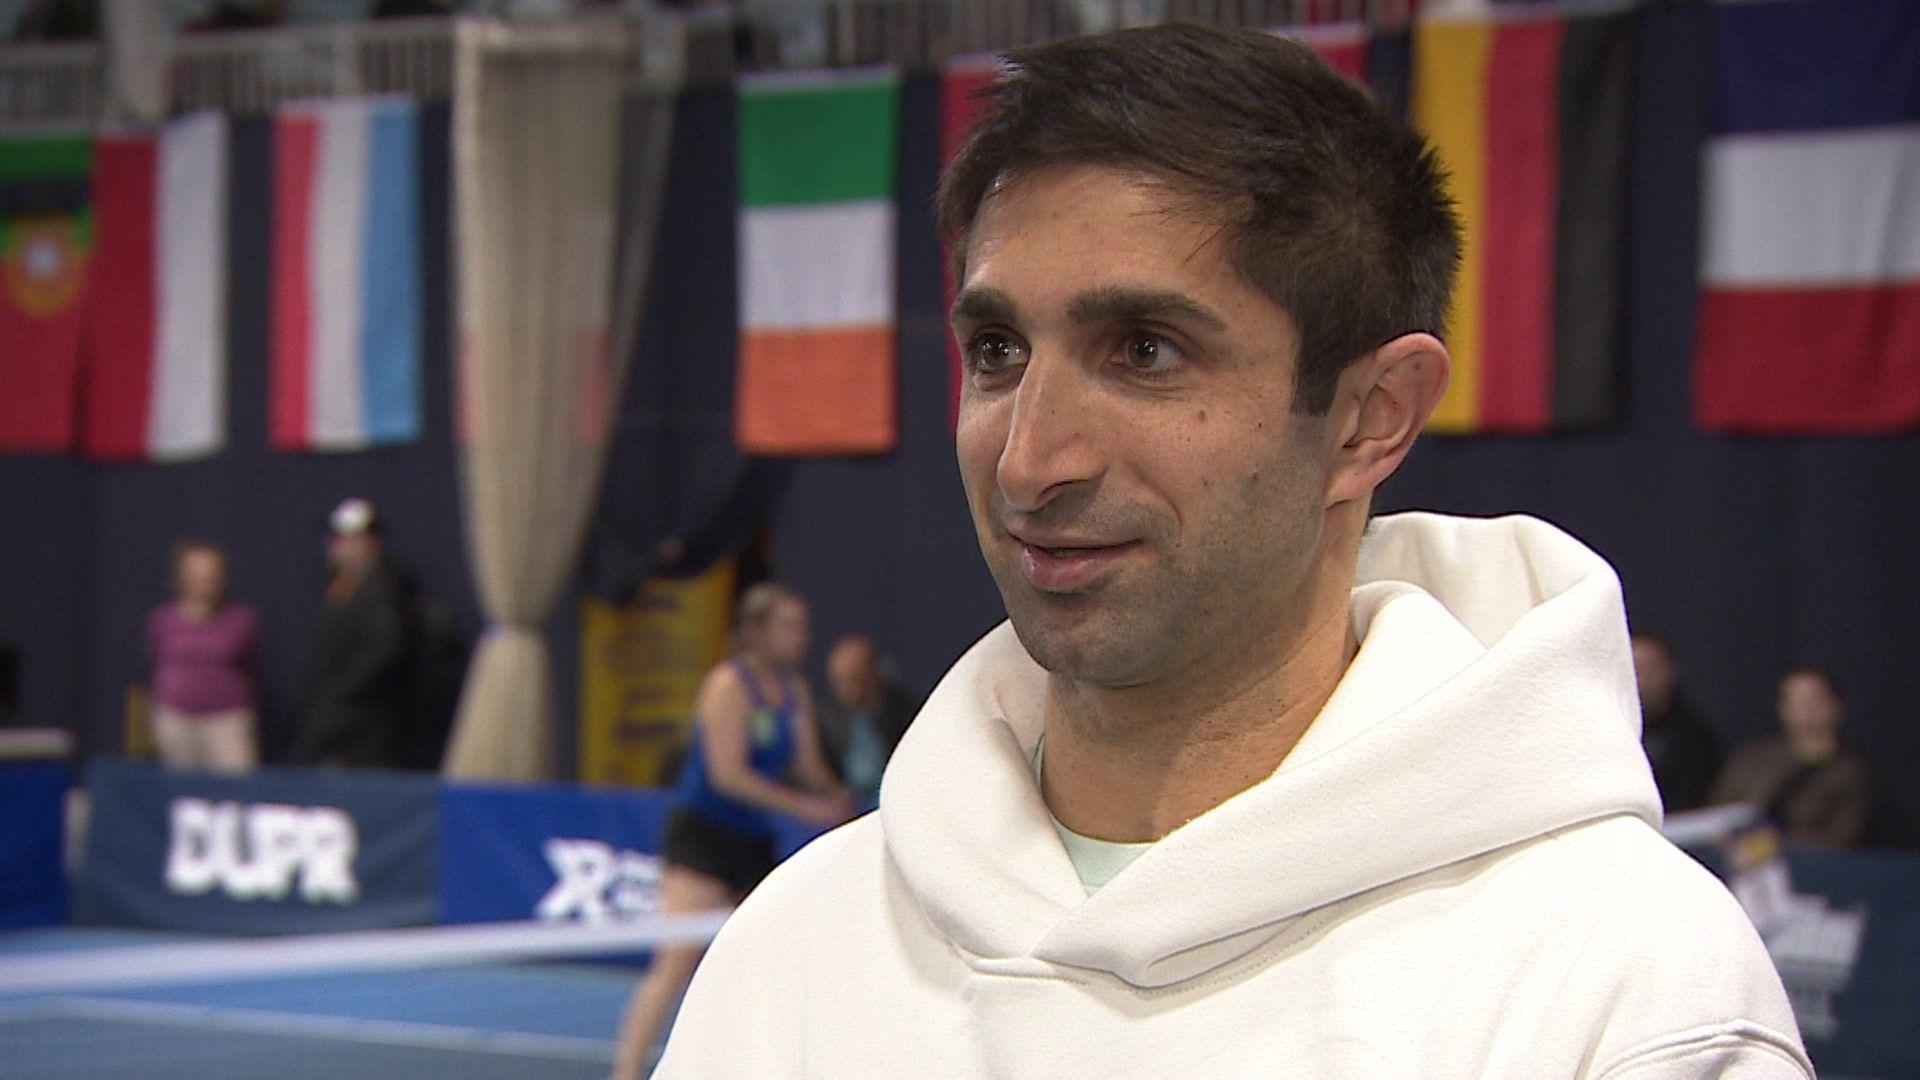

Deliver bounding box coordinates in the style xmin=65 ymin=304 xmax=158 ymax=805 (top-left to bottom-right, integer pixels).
xmin=579 ymin=560 xmax=736 ymax=788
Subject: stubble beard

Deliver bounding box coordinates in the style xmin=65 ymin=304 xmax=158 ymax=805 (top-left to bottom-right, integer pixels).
xmin=986 ymin=486 xmax=1324 ymax=698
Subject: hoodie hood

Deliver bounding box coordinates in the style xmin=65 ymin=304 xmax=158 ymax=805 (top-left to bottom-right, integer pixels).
xmin=879 ymin=512 xmax=1660 ymax=989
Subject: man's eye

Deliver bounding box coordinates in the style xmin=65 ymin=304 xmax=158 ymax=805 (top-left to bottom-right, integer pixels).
xmin=1118 ymin=332 xmax=1185 ymax=375
xmin=965 ymin=331 xmax=1027 ymax=374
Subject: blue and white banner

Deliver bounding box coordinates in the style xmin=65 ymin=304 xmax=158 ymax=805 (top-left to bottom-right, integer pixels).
xmin=1726 ymin=847 xmax=1920 ymax=1079
xmin=77 ymin=759 xmax=437 ymax=934
xmin=438 ymin=782 xmax=828 ymax=925
xmin=438 ymin=784 xmax=679 ymax=925
xmin=1677 ymin=826 xmax=1920 ymax=1079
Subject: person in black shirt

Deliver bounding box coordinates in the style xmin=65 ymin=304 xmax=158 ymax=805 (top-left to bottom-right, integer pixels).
xmin=1631 ymin=632 xmax=1724 ymax=813
xmin=291 ymin=498 xmax=416 ymax=768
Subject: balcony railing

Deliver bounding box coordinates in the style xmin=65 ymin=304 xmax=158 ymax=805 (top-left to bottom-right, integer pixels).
xmin=0 ymin=0 xmax=1414 ymax=130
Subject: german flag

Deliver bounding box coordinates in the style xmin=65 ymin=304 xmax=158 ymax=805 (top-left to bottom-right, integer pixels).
xmin=1413 ymin=11 xmax=1636 ymax=434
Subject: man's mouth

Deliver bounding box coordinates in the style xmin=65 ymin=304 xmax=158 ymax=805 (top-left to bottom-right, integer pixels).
xmin=1014 ymin=537 xmax=1140 ymax=593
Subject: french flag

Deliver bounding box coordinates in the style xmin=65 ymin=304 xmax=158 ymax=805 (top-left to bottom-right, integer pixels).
xmin=82 ymin=113 xmax=228 ymax=462
xmin=270 ymin=97 xmax=422 ymax=453
xmin=1694 ymin=0 xmax=1920 ymax=433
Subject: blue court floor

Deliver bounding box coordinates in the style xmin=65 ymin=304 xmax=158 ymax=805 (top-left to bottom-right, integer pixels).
xmin=0 ymin=927 xmax=641 ymax=1079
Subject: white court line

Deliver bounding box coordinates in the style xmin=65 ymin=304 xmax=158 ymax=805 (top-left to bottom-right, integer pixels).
xmin=0 ymin=995 xmax=618 ymax=1063
xmin=0 ymin=911 xmax=731 ymax=995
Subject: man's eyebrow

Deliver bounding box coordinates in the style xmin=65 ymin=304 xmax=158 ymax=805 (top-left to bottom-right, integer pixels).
xmin=1067 ymin=287 xmax=1229 ymax=332
xmin=950 ymin=287 xmax=1017 ymax=325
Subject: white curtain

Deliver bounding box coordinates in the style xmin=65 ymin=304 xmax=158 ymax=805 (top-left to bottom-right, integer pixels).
xmin=443 ymin=20 xmax=677 ymax=780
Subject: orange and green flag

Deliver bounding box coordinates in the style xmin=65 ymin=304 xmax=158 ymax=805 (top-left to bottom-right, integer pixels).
xmin=736 ymin=69 xmax=900 ymax=455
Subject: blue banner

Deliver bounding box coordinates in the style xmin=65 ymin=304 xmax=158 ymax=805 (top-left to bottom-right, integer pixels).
xmin=0 ymin=760 xmax=68 ymax=929
xmin=439 ymin=783 xmax=678 ymax=925
xmin=1677 ymin=831 xmax=1920 ymax=1079
xmin=1733 ymin=848 xmax=1920 ymax=1079
xmin=77 ymin=759 xmax=438 ymax=934
xmin=438 ymin=782 xmax=827 ymax=925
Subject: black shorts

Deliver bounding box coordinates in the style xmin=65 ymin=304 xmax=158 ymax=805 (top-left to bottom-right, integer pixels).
xmin=662 ymin=808 xmax=777 ymax=898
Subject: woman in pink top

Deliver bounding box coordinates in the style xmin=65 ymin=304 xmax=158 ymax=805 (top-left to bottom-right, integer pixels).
xmin=146 ymin=540 xmax=259 ymax=773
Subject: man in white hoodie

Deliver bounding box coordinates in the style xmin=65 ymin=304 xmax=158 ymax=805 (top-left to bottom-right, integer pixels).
xmin=657 ymin=23 xmax=1811 ymax=1079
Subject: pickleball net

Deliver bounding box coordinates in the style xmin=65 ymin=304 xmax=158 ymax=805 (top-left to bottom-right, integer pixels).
xmin=0 ymin=911 xmax=730 ymax=1080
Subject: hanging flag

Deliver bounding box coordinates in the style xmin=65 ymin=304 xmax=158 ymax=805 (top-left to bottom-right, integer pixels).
xmin=1413 ymin=10 xmax=1635 ymax=434
xmin=270 ymin=96 xmax=423 ymax=453
xmin=1366 ymin=25 xmax=1412 ymax=121
xmin=941 ymin=54 xmax=997 ymax=430
xmin=81 ymin=113 xmax=228 ymax=462
xmin=1695 ymin=0 xmax=1920 ymax=433
xmin=736 ymin=69 xmax=899 ymax=455
xmin=0 ymin=134 xmax=90 ymax=454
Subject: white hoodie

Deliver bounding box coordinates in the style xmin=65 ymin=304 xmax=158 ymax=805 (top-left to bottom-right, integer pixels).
xmin=657 ymin=513 xmax=1812 ymax=1079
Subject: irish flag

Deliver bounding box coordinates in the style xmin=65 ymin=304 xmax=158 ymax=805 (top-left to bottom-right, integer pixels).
xmin=737 ymin=69 xmax=899 ymax=456
xmin=271 ymin=96 xmax=423 ymax=453
xmin=1695 ymin=0 xmax=1920 ymax=432
xmin=82 ymin=113 xmax=228 ymax=462
xmin=1412 ymin=10 xmax=1635 ymax=434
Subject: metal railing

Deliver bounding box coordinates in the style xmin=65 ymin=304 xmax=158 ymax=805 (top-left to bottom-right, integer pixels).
xmin=686 ymin=0 xmax=1407 ymax=82
xmin=0 ymin=39 xmax=100 ymax=130
xmin=171 ymin=16 xmax=459 ymax=115
xmin=0 ymin=0 xmax=1413 ymax=130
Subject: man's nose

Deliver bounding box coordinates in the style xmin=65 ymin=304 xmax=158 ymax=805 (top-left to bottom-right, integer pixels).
xmin=995 ymin=353 xmax=1103 ymax=513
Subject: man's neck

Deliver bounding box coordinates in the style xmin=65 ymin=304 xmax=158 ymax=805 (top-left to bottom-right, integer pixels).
xmin=1038 ymin=531 xmax=1362 ymax=844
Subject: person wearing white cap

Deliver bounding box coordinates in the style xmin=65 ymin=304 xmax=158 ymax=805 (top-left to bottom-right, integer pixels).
xmin=290 ymin=497 xmax=415 ymax=768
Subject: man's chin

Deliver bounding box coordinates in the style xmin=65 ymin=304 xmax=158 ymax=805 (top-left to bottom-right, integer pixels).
xmin=1002 ymin=604 xmax=1157 ymax=688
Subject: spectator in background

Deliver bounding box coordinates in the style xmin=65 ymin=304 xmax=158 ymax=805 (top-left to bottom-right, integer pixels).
xmin=1631 ymin=632 xmax=1723 ymax=813
xmin=817 ymin=633 xmax=920 ymax=808
xmin=291 ymin=498 xmax=415 ymax=768
xmin=612 ymin=583 xmax=852 ymax=1080
xmin=1712 ymin=667 xmax=1871 ymax=847
xmin=146 ymin=540 xmax=259 ymax=774
xmin=372 ymin=0 xmax=453 ymax=18
xmin=183 ymin=0 xmax=284 ymax=32
xmin=11 ymin=0 xmax=96 ymax=42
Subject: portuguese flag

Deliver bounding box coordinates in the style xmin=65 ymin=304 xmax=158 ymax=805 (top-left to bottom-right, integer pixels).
xmin=0 ymin=135 xmax=91 ymax=454
xmin=1412 ymin=11 xmax=1636 ymax=434
xmin=736 ymin=69 xmax=900 ymax=456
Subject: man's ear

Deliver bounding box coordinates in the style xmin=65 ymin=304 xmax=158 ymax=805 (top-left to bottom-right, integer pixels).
xmin=1324 ymin=333 xmax=1451 ymax=508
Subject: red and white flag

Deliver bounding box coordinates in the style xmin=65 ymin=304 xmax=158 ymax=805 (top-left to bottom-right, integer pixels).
xmin=82 ymin=112 xmax=228 ymax=462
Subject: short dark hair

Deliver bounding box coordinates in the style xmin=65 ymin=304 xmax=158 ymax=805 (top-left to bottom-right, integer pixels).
xmin=938 ymin=23 xmax=1461 ymax=414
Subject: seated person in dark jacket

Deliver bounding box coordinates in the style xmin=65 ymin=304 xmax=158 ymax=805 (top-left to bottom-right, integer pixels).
xmin=1712 ymin=667 xmax=1871 ymax=847
xmin=1631 ymin=632 xmax=1724 ymax=813
xmin=292 ymin=498 xmax=416 ymax=768
xmin=816 ymin=634 xmax=921 ymax=807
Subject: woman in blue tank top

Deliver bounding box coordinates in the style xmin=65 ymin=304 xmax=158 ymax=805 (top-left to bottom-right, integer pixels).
xmin=613 ymin=583 xmax=854 ymax=1078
